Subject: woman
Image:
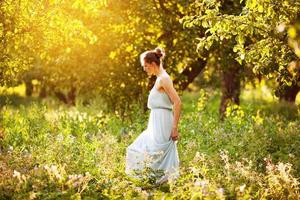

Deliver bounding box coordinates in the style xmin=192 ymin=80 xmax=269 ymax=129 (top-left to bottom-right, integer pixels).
xmin=125 ymin=47 xmax=182 ymax=185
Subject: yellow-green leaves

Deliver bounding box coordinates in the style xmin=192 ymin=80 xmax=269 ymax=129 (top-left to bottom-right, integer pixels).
xmin=182 ymin=0 xmax=300 ymax=93
xmin=237 ymin=34 xmax=244 ymax=45
xmin=125 ymin=45 xmax=133 ymax=53
xmin=109 ymin=51 xmax=117 ymax=60
xmin=288 ymin=17 xmax=300 ymax=58
xmin=251 ymin=110 xmax=264 ymax=125
xmin=288 ymin=27 xmax=297 ymax=39
xmin=258 ymin=5 xmax=264 ymax=13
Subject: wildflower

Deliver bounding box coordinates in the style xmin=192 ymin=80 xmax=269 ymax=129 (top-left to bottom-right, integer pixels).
xmin=217 ymin=187 xmax=224 ymax=195
xmin=29 ymin=192 xmax=37 ymax=200
xmin=239 ymin=184 xmax=246 ymax=193
xmin=13 ymin=170 xmax=21 ymax=178
xmin=8 ymin=146 xmax=13 ymax=153
xmin=194 ymin=179 xmax=209 ymax=187
xmin=56 ymin=134 xmax=64 ymax=142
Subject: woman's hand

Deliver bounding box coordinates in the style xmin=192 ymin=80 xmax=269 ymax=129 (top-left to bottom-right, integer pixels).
xmin=170 ymin=127 xmax=180 ymax=141
xmin=160 ymin=76 xmax=182 ymax=142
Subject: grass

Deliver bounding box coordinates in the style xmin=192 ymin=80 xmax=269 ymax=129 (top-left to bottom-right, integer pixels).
xmin=0 ymin=87 xmax=299 ymax=199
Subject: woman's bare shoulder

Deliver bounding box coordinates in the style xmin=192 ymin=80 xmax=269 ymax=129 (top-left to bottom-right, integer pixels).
xmin=159 ymin=73 xmax=173 ymax=85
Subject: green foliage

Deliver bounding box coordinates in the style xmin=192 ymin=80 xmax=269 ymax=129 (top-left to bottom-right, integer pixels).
xmin=288 ymin=16 xmax=300 ymax=57
xmin=0 ymin=91 xmax=299 ymax=199
xmin=169 ymin=151 xmax=299 ymax=199
xmin=182 ymin=0 xmax=300 ymax=95
xmin=1 ymin=0 xmax=205 ymax=113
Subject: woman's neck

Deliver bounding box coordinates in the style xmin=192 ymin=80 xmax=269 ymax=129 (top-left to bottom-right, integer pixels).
xmin=155 ymin=67 xmax=165 ymax=77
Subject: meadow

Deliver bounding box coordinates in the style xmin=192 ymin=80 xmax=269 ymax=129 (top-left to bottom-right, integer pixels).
xmin=0 ymin=85 xmax=299 ymax=199
xmin=1 ymin=0 xmax=300 ymax=199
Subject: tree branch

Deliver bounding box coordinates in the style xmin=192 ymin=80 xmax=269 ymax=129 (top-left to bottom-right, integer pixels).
xmin=174 ymin=56 xmax=208 ymax=91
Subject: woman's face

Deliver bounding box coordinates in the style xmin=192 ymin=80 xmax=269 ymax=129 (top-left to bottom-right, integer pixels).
xmin=142 ymin=61 xmax=156 ymax=76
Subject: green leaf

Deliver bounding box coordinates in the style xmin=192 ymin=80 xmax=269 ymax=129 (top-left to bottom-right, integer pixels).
xmin=202 ymin=20 xmax=209 ymax=28
xmin=288 ymin=27 xmax=297 ymax=39
xmin=258 ymin=5 xmax=264 ymax=13
xmin=109 ymin=51 xmax=117 ymax=59
xmin=235 ymin=57 xmax=243 ymax=65
xmin=236 ymin=34 xmax=245 ymax=45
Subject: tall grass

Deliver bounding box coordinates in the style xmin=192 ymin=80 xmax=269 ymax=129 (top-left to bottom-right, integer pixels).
xmin=0 ymin=88 xmax=299 ymax=199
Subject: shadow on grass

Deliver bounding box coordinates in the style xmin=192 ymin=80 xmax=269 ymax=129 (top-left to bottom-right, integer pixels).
xmin=241 ymin=98 xmax=299 ymax=121
xmin=1 ymin=91 xmax=298 ymax=121
xmin=264 ymin=102 xmax=299 ymax=121
xmin=0 ymin=94 xmax=42 ymax=109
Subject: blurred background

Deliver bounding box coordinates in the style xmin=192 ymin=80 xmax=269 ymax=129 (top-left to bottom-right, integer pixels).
xmin=0 ymin=0 xmax=300 ymax=199
xmin=0 ymin=0 xmax=299 ymax=117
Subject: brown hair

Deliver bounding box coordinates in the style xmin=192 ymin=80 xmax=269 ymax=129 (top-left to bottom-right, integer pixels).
xmin=140 ymin=47 xmax=165 ymax=67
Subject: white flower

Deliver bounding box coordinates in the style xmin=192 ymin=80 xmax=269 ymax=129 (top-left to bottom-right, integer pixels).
xmin=56 ymin=134 xmax=64 ymax=142
xmin=217 ymin=187 xmax=224 ymax=195
xmin=13 ymin=170 xmax=21 ymax=178
xmin=8 ymin=146 xmax=13 ymax=152
xmin=239 ymin=184 xmax=246 ymax=193
xmin=194 ymin=179 xmax=208 ymax=187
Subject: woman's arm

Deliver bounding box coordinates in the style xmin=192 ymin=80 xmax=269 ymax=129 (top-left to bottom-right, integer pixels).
xmin=159 ymin=76 xmax=182 ymax=140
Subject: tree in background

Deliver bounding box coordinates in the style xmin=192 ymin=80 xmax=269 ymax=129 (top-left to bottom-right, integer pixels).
xmin=1 ymin=0 xmax=208 ymax=114
xmin=1 ymin=0 xmax=299 ymax=118
xmin=105 ymin=0 xmax=208 ymax=113
xmin=0 ymin=0 xmax=38 ymax=86
xmin=0 ymin=0 xmax=106 ymax=105
xmin=182 ymin=0 xmax=300 ymax=118
xmin=282 ymin=14 xmax=300 ymax=102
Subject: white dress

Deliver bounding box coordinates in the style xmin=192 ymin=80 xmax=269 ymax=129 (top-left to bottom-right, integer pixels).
xmin=125 ymin=77 xmax=180 ymax=184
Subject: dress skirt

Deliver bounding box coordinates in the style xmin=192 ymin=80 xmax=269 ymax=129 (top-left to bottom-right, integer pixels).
xmin=125 ymin=108 xmax=180 ymax=182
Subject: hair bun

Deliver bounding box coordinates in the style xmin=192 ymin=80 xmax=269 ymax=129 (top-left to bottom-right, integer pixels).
xmin=154 ymin=47 xmax=165 ymax=60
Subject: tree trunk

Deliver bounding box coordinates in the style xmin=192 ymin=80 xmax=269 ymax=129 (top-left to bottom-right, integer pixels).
xmin=279 ymin=84 xmax=300 ymax=103
xmin=219 ymin=63 xmax=241 ymax=120
xmin=25 ymin=80 xmax=33 ymax=96
xmin=39 ymin=85 xmax=47 ymax=98
xmin=54 ymin=91 xmax=68 ymax=104
xmin=278 ymin=62 xmax=300 ymax=103
xmin=67 ymin=86 xmax=76 ymax=106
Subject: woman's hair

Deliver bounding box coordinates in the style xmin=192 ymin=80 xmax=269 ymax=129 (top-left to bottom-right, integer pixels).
xmin=140 ymin=47 xmax=165 ymax=67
